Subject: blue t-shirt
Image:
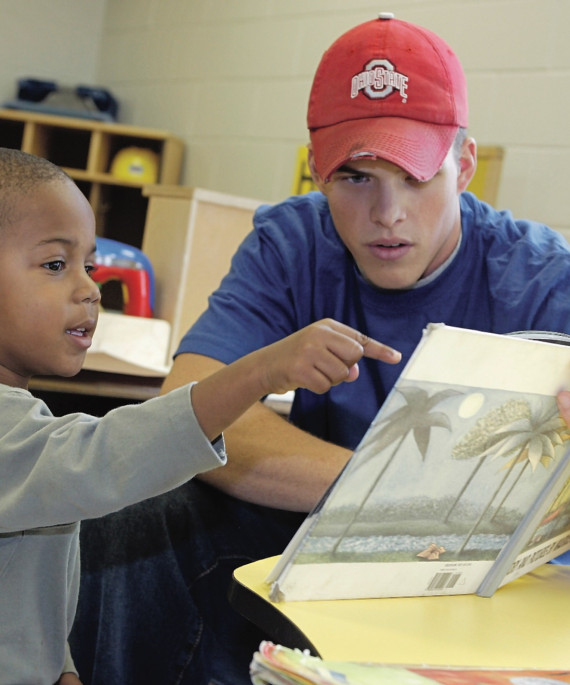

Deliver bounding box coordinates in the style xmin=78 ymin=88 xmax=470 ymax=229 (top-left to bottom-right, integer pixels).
xmin=178 ymin=191 xmax=570 ymax=450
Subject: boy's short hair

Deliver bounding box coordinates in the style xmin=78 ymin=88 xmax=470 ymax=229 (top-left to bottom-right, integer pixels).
xmin=308 ymin=14 xmax=468 ymax=182
xmin=0 ymin=147 xmax=70 ymax=227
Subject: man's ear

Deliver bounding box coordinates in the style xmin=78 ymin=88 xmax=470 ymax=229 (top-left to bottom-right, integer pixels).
xmin=457 ymin=137 xmax=477 ymax=193
xmin=307 ymin=144 xmax=327 ymax=192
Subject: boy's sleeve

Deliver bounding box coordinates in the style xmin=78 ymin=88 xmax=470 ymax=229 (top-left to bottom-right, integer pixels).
xmin=63 ymin=641 xmax=79 ymax=676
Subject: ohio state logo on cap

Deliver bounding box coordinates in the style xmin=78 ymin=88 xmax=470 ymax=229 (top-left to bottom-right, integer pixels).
xmin=308 ymin=16 xmax=468 ymax=182
xmin=350 ymin=59 xmax=408 ymax=102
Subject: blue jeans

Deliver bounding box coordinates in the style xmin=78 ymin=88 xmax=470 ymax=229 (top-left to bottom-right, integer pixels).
xmin=69 ymin=480 xmax=305 ymax=685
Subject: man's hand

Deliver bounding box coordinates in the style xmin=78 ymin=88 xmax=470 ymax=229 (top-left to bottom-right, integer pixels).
xmin=557 ymin=390 xmax=570 ymax=427
xmin=257 ymin=318 xmax=402 ymax=396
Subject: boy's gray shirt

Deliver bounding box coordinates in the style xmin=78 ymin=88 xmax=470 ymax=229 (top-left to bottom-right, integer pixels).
xmin=0 ymin=382 xmax=226 ymax=684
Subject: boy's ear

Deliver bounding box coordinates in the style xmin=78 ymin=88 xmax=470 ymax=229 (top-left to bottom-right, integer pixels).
xmin=307 ymin=145 xmax=327 ymax=192
xmin=457 ymin=137 xmax=477 ymax=193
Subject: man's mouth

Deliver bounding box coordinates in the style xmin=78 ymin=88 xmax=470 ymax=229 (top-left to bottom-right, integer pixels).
xmin=66 ymin=327 xmax=88 ymax=337
xmin=369 ymin=241 xmax=412 ymax=261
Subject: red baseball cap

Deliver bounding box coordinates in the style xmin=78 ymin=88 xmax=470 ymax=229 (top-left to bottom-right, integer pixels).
xmin=308 ymin=13 xmax=468 ymax=182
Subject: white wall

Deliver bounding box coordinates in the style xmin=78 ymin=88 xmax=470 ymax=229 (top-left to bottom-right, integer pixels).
xmin=0 ymin=1 xmax=567 ymax=238
xmin=0 ymin=1 xmax=107 ymax=103
xmin=96 ymin=0 xmax=570 ymax=240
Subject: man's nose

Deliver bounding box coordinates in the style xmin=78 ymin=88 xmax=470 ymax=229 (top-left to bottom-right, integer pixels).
xmin=370 ymin=184 xmax=406 ymax=228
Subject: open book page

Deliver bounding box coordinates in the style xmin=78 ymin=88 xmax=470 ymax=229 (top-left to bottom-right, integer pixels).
xmin=268 ymin=324 xmax=570 ymax=602
xmin=83 ymin=311 xmax=172 ymax=377
xmin=250 ymin=641 xmax=570 ymax=685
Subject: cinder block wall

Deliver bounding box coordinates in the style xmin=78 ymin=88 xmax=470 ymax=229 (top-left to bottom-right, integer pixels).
xmin=0 ymin=1 xmax=105 ymax=101
xmin=4 ymin=1 xmax=567 ymax=239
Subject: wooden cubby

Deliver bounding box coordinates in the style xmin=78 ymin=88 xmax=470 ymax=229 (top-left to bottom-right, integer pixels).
xmin=141 ymin=185 xmax=264 ymax=359
xmin=0 ymin=108 xmax=184 ymax=248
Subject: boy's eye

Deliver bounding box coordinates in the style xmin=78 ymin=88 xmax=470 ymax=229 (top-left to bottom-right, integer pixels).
xmin=43 ymin=260 xmax=65 ymax=272
xmin=85 ymin=264 xmax=98 ymax=278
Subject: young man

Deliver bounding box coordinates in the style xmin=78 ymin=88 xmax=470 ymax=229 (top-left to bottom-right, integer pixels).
xmin=71 ymin=14 xmax=570 ymax=685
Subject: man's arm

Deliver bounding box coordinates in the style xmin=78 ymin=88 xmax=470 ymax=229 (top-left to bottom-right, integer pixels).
xmin=162 ymin=352 xmax=352 ymax=513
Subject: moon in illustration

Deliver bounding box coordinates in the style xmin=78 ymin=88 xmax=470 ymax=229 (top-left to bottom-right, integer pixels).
xmin=458 ymin=392 xmax=485 ymax=418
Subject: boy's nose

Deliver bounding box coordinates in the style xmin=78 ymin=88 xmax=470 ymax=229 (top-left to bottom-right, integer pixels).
xmin=78 ymin=272 xmax=102 ymax=304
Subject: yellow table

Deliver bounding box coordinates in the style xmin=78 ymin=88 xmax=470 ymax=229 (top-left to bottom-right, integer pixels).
xmin=230 ymin=556 xmax=570 ymax=669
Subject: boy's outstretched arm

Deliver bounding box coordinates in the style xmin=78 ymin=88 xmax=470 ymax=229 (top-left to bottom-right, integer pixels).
xmin=190 ymin=318 xmax=401 ymax=442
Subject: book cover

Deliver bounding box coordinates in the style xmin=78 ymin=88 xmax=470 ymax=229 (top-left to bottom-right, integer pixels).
xmin=477 ymin=460 xmax=570 ymax=596
xmin=250 ymin=641 xmax=570 ymax=685
xmin=267 ymin=324 xmax=570 ymax=601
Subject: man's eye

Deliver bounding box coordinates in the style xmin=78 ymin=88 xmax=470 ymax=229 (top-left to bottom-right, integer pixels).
xmin=405 ymin=175 xmax=426 ymax=186
xmin=43 ymin=260 xmax=65 ymax=272
xmin=344 ymin=174 xmax=368 ymax=184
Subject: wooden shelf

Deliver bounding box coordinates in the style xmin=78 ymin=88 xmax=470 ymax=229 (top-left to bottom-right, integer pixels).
xmin=0 ymin=108 xmax=184 ymax=247
xmin=141 ymin=185 xmax=263 ymax=358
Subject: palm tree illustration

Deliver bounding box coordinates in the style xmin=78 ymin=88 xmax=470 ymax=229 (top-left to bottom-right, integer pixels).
xmin=330 ymin=385 xmax=461 ymax=555
xmin=450 ymin=399 xmax=570 ymax=555
xmin=490 ymin=406 xmax=570 ymax=521
xmin=444 ymin=399 xmax=531 ymax=523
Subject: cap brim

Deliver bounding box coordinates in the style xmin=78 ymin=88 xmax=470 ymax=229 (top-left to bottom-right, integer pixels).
xmin=310 ymin=117 xmax=459 ymax=182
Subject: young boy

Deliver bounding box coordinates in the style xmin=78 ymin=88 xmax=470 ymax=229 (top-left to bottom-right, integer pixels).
xmin=0 ymin=147 xmax=401 ymax=685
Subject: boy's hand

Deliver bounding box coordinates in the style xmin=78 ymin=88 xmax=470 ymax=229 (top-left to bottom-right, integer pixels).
xmin=57 ymin=673 xmax=82 ymax=685
xmin=260 ymin=318 xmax=401 ymax=396
xmin=191 ymin=318 xmax=401 ymax=442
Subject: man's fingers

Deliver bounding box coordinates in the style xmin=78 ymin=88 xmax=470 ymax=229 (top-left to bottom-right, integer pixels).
xmin=360 ymin=337 xmax=401 ymax=364
xmin=345 ymin=325 xmax=401 ymax=364
xmin=557 ymin=390 xmax=570 ymax=426
xmin=319 ymin=319 xmax=401 ymax=366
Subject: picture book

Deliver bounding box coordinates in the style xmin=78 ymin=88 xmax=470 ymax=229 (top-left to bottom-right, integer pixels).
xmin=250 ymin=641 xmax=570 ymax=685
xmin=267 ymin=324 xmax=570 ymax=601
xmin=83 ymin=311 xmax=172 ymax=376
